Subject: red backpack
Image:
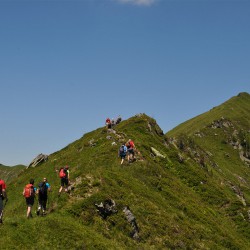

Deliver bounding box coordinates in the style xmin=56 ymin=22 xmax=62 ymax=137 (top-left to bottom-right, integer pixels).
xmin=129 ymin=141 xmax=135 ymax=148
xmin=23 ymin=184 xmax=34 ymax=198
xmin=59 ymin=168 xmax=66 ymax=178
xmin=0 ymin=179 xmax=6 ymax=196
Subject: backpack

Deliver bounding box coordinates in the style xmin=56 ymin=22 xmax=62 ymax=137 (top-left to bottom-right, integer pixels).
xmin=0 ymin=179 xmax=6 ymax=199
xmin=119 ymin=145 xmax=124 ymax=154
xmin=128 ymin=141 xmax=134 ymax=148
xmin=39 ymin=182 xmax=47 ymax=196
xmin=23 ymin=184 xmax=34 ymax=198
xmin=59 ymin=168 xmax=67 ymax=178
xmin=119 ymin=145 xmax=127 ymax=154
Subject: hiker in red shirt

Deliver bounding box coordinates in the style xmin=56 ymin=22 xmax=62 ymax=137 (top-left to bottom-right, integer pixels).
xmin=105 ymin=118 xmax=111 ymax=129
xmin=0 ymin=178 xmax=8 ymax=224
xmin=126 ymin=139 xmax=136 ymax=163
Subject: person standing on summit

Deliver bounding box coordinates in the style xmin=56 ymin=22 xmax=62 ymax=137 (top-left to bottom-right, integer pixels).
xmin=0 ymin=178 xmax=8 ymax=224
xmin=105 ymin=118 xmax=111 ymax=129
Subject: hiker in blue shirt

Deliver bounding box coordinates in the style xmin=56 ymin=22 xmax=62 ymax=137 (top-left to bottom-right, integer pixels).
xmin=36 ymin=177 xmax=51 ymax=216
xmin=118 ymin=144 xmax=127 ymax=165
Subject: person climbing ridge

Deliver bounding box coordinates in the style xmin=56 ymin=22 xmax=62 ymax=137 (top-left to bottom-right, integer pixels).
xmin=23 ymin=179 xmax=36 ymax=219
xmin=105 ymin=117 xmax=111 ymax=129
xmin=58 ymin=165 xmax=70 ymax=196
xmin=0 ymin=178 xmax=8 ymax=224
xmin=126 ymin=139 xmax=136 ymax=163
xmin=37 ymin=177 xmax=51 ymax=216
xmin=118 ymin=144 xmax=127 ymax=165
xmin=115 ymin=115 xmax=122 ymax=125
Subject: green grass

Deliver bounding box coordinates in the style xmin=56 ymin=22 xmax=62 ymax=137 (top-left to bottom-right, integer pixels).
xmin=0 ymin=164 xmax=26 ymax=182
xmin=1 ymin=93 xmax=250 ymax=249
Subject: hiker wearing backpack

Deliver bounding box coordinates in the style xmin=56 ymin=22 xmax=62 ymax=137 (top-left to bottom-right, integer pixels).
xmin=58 ymin=166 xmax=70 ymax=196
xmin=0 ymin=178 xmax=8 ymax=224
xmin=105 ymin=118 xmax=111 ymax=129
xmin=115 ymin=115 xmax=122 ymax=125
xmin=118 ymin=144 xmax=127 ymax=165
xmin=111 ymin=118 xmax=115 ymax=127
xmin=23 ymin=179 xmax=36 ymax=219
xmin=36 ymin=177 xmax=51 ymax=216
xmin=126 ymin=139 xmax=136 ymax=163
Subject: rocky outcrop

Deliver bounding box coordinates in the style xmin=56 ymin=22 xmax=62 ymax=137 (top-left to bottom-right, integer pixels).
xmin=210 ymin=117 xmax=234 ymax=129
xmin=151 ymin=147 xmax=166 ymax=158
xmin=28 ymin=153 xmax=48 ymax=168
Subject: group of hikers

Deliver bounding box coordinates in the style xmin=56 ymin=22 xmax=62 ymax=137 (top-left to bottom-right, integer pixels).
xmin=1 ymin=164 xmax=139 ymax=239
xmin=118 ymin=139 xmax=136 ymax=165
xmin=23 ymin=177 xmax=51 ymax=218
xmin=105 ymin=116 xmax=122 ymax=129
xmin=0 ymin=117 xmax=140 ymax=239
xmin=105 ymin=116 xmax=136 ymax=165
xmin=1 ymin=120 xmax=136 ymax=222
xmin=0 ymin=165 xmax=70 ymax=223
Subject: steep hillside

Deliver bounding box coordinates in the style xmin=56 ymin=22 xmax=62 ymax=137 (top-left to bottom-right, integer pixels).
xmin=166 ymin=92 xmax=250 ymax=188
xmin=1 ymin=105 xmax=250 ymax=249
xmin=167 ymin=92 xmax=250 ymax=136
xmin=166 ymin=92 xmax=250 ymax=245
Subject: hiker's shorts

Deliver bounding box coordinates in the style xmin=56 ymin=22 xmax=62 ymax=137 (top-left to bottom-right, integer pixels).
xmin=26 ymin=197 xmax=35 ymax=207
xmin=120 ymin=153 xmax=126 ymax=159
xmin=61 ymin=177 xmax=69 ymax=187
xmin=128 ymin=148 xmax=134 ymax=156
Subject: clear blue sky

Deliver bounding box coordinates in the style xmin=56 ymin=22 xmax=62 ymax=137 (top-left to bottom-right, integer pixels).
xmin=0 ymin=0 xmax=249 ymax=166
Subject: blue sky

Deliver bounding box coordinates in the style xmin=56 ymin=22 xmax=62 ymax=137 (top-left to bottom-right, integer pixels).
xmin=0 ymin=0 xmax=249 ymax=166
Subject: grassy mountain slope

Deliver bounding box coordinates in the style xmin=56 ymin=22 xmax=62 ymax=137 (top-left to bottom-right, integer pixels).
xmin=0 ymin=164 xmax=26 ymax=182
xmin=166 ymin=92 xmax=250 ymax=190
xmin=167 ymin=92 xmax=250 ymax=137
xmin=0 ymin=94 xmax=250 ymax=249
xmin=166 ymin=91 xmax=250 ymax=247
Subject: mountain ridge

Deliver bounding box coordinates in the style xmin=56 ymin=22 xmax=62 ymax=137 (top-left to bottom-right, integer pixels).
xmin=167 ymin=92 xmax=250 ymax=137
xmin=0 ymin=92 xmax=250 ymax=249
